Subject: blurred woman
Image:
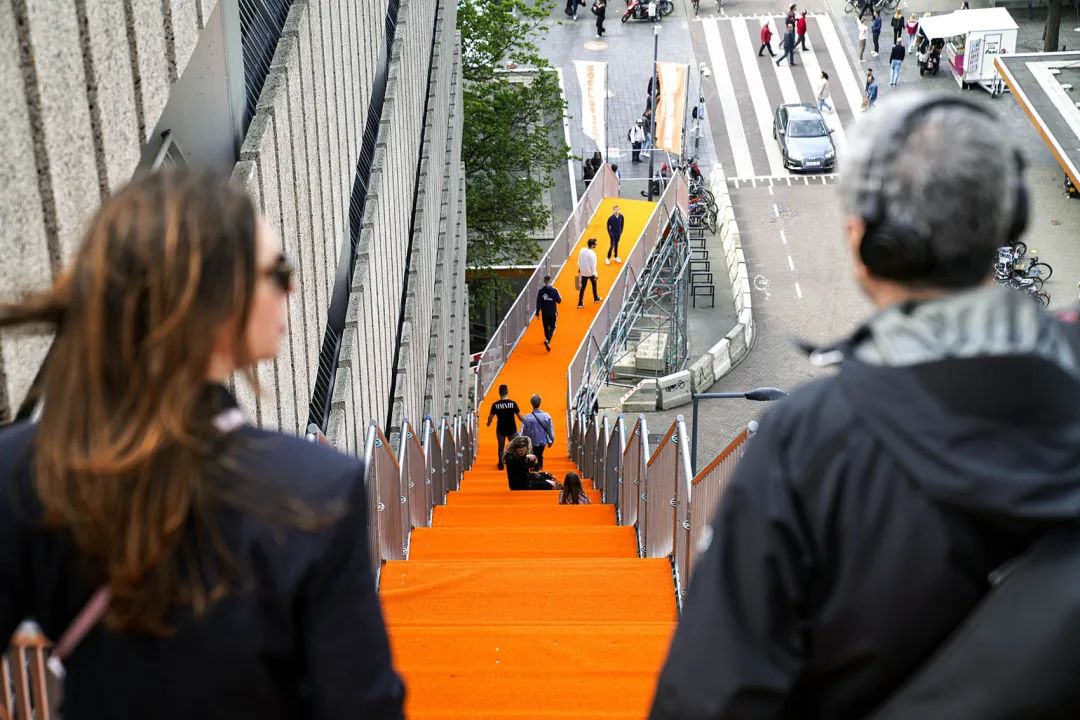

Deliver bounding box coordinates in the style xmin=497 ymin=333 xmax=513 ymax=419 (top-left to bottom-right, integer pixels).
xmin=0 ymin=170 xmax=405 ymax=719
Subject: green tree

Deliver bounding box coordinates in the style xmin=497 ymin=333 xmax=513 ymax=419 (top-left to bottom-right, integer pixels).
xmin=457 ymin=0 xmax=569 ymax=317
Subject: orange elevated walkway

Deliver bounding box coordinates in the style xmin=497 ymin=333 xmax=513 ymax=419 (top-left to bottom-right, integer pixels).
xmin=380 ymin=198 xmax=676 ymax=718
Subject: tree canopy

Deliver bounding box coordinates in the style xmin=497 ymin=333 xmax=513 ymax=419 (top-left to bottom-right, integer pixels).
xmin=457 ymin=0 xmax=568 ymax=313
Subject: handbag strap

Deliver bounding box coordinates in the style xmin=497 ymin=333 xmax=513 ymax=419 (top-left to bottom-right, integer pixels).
xmin=48 ymin=586 xmax=110 ymax=679
xmin=531 ymin=411 xmax=554 ymax=444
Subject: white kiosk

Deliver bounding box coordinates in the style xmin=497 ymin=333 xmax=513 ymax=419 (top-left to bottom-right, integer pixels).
xmin=917 ymin=8 xmax=1018 ymax=92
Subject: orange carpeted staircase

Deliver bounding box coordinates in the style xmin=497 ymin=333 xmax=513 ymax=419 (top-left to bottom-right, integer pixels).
xmin=380 ymin=198 xmax=675 ymax=718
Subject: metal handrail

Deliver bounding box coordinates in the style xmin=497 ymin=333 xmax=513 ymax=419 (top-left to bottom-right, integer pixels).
xmin=672 ymin=416 xmax=695 ymax=612
xmin=399 ymin=419 xmax=430 ymax=531
xmin=475 ymin=165 xmax=618 ymax=405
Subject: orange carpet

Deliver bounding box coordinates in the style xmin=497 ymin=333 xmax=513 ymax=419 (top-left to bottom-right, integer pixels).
xmin=380 ymin=198 xmax=675 ymax=719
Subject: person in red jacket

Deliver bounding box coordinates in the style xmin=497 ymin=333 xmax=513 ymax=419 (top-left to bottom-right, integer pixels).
xmin=758 ymin=22 xmax=775 ymax=57
xmin=796 ymin=10 xmax=809 ymax=50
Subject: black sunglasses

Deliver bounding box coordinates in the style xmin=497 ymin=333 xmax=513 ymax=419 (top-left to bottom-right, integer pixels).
xmin=262 ymin=255 xmax=295 ymax=293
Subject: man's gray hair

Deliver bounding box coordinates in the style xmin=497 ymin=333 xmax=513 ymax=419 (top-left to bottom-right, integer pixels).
xmin=530 ymin=394 xmax=541 ymax=408
xmin=840 ymin=91 xmax=1020 ymax=285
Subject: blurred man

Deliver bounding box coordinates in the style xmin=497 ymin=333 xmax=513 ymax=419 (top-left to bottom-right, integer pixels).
xmin=651 ymin=93 xmax=1080 ymax=718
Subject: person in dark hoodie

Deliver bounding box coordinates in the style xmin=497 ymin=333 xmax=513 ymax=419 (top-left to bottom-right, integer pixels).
xmin=650 ymin=91 xmax=1080 ymax=719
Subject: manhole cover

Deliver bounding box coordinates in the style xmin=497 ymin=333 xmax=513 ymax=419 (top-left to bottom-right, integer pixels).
xmin=584 ymin=40 xmax=607 ymax=51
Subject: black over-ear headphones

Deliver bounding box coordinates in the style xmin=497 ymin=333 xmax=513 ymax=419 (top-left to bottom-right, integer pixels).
xmin=857 ymin=95 xmax=1029 ymax=283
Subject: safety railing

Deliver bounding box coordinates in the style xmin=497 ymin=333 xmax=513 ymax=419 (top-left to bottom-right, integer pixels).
xmin=475 ymin=165 xmax=619 ymax=403
xmin=602 ymin=416 xmax=625 ymax=505
xmin=643 ymin=418 xmax=693 ymax=562
xmin=570 ymin=410 xmax=745 ymax=609
xmin=566 ymin=171 xmax=690 ymax=430
xmin=2 ymin=627 xmax=53 ymax=720
xmin=365 ymin=423 xmax=407 ymax=572
xmin=682 ymin=428 xmax=749 ymax=591
xmin=400 ymin=420 xmax=431 ymax=531
xmin=358 ymin=411 xmax=477 ymax=582
xmin=621 ymin=416 xmax=650 ymax=546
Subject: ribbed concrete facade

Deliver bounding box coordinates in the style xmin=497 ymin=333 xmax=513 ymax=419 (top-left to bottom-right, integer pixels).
xmin=0 ymin=0 xmax=471 ymax=449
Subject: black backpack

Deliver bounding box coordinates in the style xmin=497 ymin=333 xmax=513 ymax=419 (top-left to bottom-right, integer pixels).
xmin=869 ymin=527 xmax=1080 ymax=718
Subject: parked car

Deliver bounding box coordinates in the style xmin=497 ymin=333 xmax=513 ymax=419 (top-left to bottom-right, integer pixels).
xmin=772 ymin=104 xmax=836 ymax=172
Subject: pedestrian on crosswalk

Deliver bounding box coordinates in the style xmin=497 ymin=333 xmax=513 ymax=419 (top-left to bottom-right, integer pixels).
xmin=786 ymin=4 xmax=797 ymax=27
xmin=628 ymin=119 xmax=646 ymax=162
xmin=776 ymin=22 xmax=798 ymax=67
xmin=891 ymin=10 xmax=905 ymax=44
xmin=606 ymin=206 xmax=624 ymax=265
xmin=870 ymin=11 xmax=882 ymax=55
xmin=796 ymin=11 xmax=809 ymax=50
xmin=889 ymin=39 xmax=906 ymax=85
xmin=857 ymin=17 xmax=869 ymax=61
xmin=816 ymin=71 xmax=834 ymax=113
xmin=758 ymin=22 xmax=776 ymax=57
xmin=576 ymin=238 xmax=601 ymax=307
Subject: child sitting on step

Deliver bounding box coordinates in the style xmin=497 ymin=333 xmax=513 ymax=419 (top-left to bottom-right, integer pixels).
xmin=559 ymin=472 xmax=591 ymax=504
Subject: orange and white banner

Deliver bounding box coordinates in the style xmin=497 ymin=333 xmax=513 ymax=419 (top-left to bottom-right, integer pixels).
xmin=654 ymin=62 xmax=688 ymax=155
xmin=574 ymin=60 xmax=607 ymax=149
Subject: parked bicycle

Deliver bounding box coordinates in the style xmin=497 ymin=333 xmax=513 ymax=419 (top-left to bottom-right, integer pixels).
xmin=994 ymin=242 xmax=1052 ymax=307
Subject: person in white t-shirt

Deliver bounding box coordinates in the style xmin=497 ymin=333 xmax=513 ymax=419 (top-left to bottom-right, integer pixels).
xmin=816 ymin=71 xmax=834 ymax=113
xmin=576 ymin=238 xmax=601 ymax=308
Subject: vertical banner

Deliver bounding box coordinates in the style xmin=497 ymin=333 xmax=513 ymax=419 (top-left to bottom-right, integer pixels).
xmin=574 ymin=60 xmax=607 ymax=150
xmin=654 ymin=61 xmax=689 ymax=155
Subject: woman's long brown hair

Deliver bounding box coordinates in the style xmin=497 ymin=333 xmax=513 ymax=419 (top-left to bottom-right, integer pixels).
xmin=560 ymin=472 xmax=584 ymax=504
xmin=0 ymin=170 xmax=315 ymax=635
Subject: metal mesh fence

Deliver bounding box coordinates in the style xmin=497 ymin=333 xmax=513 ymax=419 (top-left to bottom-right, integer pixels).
xmin=238 ymin=0 xmax=294 ymax=130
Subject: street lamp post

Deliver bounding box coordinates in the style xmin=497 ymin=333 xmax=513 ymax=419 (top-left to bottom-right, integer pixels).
xmin=689 ymin=387 xmax=788 ymax=472
xmin=647 ymin=23 xmax=661 ymax=201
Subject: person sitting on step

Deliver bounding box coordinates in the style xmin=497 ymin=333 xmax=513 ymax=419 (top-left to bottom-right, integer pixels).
xmin=559 ymin=472 xmax=591 ymax=504
xmin=504 ymin=436 xmax=561 ymax=491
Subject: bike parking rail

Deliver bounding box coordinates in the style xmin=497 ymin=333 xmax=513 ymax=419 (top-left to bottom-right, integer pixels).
xmin=475 ymin=166 xmax=618 ymax=405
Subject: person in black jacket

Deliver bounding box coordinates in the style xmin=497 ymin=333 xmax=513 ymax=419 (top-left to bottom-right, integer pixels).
xmin=605 ymin=206 xmax=625 ymax=265
xmin=535 ymin=276 xmax=562 ymax=351
xmin=775 ymin=22 xmax=798 ymax=67
xmin=0 ymin=170 xmax=405 ymax=719
xmin=503 ymin=436 xmax=560 ymax=491
xmin=651 ymin=93 xmax=1080 ymax=718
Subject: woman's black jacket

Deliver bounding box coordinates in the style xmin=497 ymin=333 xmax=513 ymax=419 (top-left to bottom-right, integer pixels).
xmin=0 ymin=401 xmax=405 ymax=719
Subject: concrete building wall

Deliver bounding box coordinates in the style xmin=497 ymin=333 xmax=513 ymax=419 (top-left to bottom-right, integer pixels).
xmin=0 ymin=0 xmax=471 ymax=448
xmin=0 ymin=0 xmax=215 ymax=423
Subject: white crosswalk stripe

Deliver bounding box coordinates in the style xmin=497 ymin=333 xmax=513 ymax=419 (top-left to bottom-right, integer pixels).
xmin=703 ymin=19 xmax=755 ymax=179
xmin=727 ymin=17 xmax=787 ymax=176
xmin=700 ymin=13 xmax=863 ymax=181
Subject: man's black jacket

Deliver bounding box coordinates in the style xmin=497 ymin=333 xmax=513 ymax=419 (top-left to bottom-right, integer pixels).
xmin=651 ymin=301 xmax=1080 ymax=719
xmin=0 ymin=391 xmax=405 ymax=719
xmin=607 ymin=213 xmax=625 ymax=240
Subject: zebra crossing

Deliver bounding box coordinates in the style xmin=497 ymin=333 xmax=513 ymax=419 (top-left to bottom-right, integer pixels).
xmin=697 ymin=13 xmax=864 ymax=181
